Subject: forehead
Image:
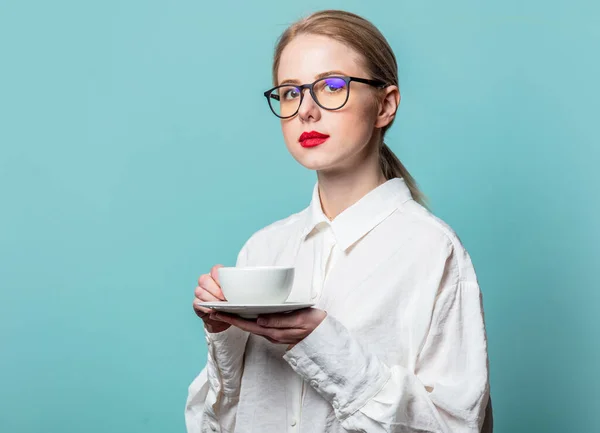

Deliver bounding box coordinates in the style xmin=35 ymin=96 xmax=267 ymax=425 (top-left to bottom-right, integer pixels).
xmin=277 ymin=34 xmax=365 ymax=84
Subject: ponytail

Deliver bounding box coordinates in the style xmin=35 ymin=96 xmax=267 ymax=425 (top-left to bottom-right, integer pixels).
xmin=380 ymin=142 xmax=430 ymax=210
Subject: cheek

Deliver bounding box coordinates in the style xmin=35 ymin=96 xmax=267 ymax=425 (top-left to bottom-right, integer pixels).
xmin=329 ymin=109 xmax=374 ymax=145
xmin=281 ymin=123 xmax=298 ymax=148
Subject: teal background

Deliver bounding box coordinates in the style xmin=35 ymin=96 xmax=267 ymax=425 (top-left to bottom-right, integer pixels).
xmin=1 ymin=1 xmax=598 ymax=432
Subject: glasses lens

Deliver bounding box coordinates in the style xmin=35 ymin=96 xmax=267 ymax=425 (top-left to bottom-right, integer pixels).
xmin=268 ymin=85 xmax=301 ymax=118
xmin=314 ymin=77 xmax=348 ymax=109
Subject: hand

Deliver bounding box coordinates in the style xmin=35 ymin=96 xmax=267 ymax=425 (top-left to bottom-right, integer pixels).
xmin=192 ymin=264 xmax=232 ymax=333
xmin=210 ymin=307 xmax=327 ymax=351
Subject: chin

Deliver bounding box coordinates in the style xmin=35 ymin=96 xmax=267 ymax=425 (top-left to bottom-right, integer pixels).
xmin=287 ymin=142 xmax=347 ymax=170
xmin=296 ymin=155 xmax=340 ymax=171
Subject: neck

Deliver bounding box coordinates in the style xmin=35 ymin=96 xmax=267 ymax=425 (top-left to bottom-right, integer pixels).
xmin=316 ymin=140 xmax=386 ymax=221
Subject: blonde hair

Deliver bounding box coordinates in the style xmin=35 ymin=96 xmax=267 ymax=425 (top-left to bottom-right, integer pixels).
xmin=271 ymin=9 xmax=429 ymax=209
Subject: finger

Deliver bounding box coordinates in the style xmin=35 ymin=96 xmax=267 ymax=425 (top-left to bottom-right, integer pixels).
xmin=268 ymin=328 xmax=305 ymax=344
xmin=197 ymin=272 xmax=226 ymax=301
xmin=193 ymin=286 xmax=224 ymax=315
xmin=214 ymin=314 xmax=303 ymax=344
xmin=256 ymin=311 xmax=304 ymax=328
xmin=210 ymin=264 xmax=225 ymax=287
xmin=261 ymin=335 xmax=280 ymax=344
xmin=193 ymin=289 xmax=221 ymax=319
xmin=192 ymin=299 xmax=214 ymax=317
xmin=214 ymin=313 xmax=271 ymax=336
xmin=194 ymin=286 xmax=222 ymax=303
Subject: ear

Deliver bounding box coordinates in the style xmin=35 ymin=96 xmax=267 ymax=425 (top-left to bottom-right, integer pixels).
xmin=374 ymin=85 xmax=400 ymax=128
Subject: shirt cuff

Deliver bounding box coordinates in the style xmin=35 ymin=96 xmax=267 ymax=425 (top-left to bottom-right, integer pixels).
xmin=204 ymin=325 xmax=249 ymax=396
xmin=282 ymin=313 xmax=391 ymax=419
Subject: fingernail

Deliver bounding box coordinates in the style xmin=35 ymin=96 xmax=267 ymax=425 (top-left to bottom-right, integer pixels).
xmin=257 ymin=318 xmax=266 ymax=325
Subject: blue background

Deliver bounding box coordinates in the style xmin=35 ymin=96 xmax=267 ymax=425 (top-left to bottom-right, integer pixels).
xmin=1 ymin=1 xmax=598 ymax=432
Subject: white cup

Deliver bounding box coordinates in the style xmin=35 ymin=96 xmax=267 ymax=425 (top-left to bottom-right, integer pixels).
xmin=217 ymin=266 xmax=295 ymax=304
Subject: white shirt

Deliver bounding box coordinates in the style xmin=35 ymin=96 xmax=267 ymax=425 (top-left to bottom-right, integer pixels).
xmin=185 ymin=177 xmax=492 ymax=433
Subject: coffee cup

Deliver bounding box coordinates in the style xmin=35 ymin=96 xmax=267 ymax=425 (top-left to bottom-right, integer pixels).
xmin=217 ymin=266 xmax=295 ymax=304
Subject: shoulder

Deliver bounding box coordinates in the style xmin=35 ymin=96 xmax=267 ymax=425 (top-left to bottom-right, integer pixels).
xmin=390 ymin=200 xmax=478 ymax=283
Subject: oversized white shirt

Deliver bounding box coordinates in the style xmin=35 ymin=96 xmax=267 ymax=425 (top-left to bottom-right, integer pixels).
xmin=185 ymin=177 xmax=492 ymax=433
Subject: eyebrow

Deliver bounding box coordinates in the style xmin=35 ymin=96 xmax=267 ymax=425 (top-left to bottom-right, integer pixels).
xmin=279 ymin=70 xmax=349 ymax=86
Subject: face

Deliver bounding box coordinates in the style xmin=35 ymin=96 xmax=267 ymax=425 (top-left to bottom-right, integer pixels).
xmin=275 ymin=34 xmax=395 ymax=173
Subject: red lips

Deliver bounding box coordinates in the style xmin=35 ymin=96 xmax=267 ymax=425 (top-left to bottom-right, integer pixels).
xmin=299 ymin=131 xmax=329 ymax=141
xmin=299 ymin=131 xmax=330 ymax=148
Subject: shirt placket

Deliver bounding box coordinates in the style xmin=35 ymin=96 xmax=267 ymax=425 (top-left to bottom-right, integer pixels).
xmin=311 ymin=225 xmax=337 ymax=304
xmin=294 ymin=225 xmax=337 ymax=431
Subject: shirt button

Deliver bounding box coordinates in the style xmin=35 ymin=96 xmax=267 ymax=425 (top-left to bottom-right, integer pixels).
xmin=205 ymin=336 xmax=211 ymax=345
xmin=209 ymin=421 xmax=217 ymax=431
xmin=291 ymin=419 xmax=297 ymax=426
xmin=332 ymin=399 xmax=339 ymax=409
xmin=289 ymin=358 xmax=297 ymax=367
xmin=310 ymin=379 xmax=318 ymax=388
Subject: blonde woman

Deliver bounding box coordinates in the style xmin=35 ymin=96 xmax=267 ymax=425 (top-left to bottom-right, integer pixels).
xmin=186 ymin=9 xmax=492 ymax=433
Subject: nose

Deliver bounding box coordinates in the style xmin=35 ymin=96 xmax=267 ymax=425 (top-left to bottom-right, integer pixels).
xmin=297 ymin=88 xmax=321 ymax=121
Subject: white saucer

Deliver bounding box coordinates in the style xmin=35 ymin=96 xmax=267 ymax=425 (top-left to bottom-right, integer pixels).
xmin=198 ymin=301 xmax=315 ymax=319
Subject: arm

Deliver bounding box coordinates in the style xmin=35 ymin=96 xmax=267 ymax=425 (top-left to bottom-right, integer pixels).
xmin=185 ymin=241 xmax=252 ymax=433
xmin=282 ymin=279 xmax=490 ymax=433
xmin=185 ymin=325 xmax=249 ymax=433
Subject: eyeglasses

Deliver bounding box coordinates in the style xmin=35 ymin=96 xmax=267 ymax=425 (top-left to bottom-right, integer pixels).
xmin=263 ymin=75 xmax=387 ymax=119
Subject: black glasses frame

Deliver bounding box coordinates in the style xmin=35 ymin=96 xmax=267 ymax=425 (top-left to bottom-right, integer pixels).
xmin=263 ymin=75 xmax=388 ymax=119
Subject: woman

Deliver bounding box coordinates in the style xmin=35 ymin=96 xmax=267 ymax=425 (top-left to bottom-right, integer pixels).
xmin=186 ymin=9 xmax=492 ymax=433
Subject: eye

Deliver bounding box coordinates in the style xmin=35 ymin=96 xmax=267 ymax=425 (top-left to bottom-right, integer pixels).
xmin=282 ymin=87 xmax=300 ymax=100
xmin=322 ymin=77 xmax=347 ymax=93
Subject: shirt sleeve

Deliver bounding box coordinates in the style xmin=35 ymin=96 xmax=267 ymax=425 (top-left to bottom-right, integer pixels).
xmin=282 ymin=276 xmax=490 ymax=433
xmin=184 ymin=240 xmax=252 ymax=433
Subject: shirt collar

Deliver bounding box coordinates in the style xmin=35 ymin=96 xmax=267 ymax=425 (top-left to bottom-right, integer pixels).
xmin=301 ymin=177 xmax=414 ymax=251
